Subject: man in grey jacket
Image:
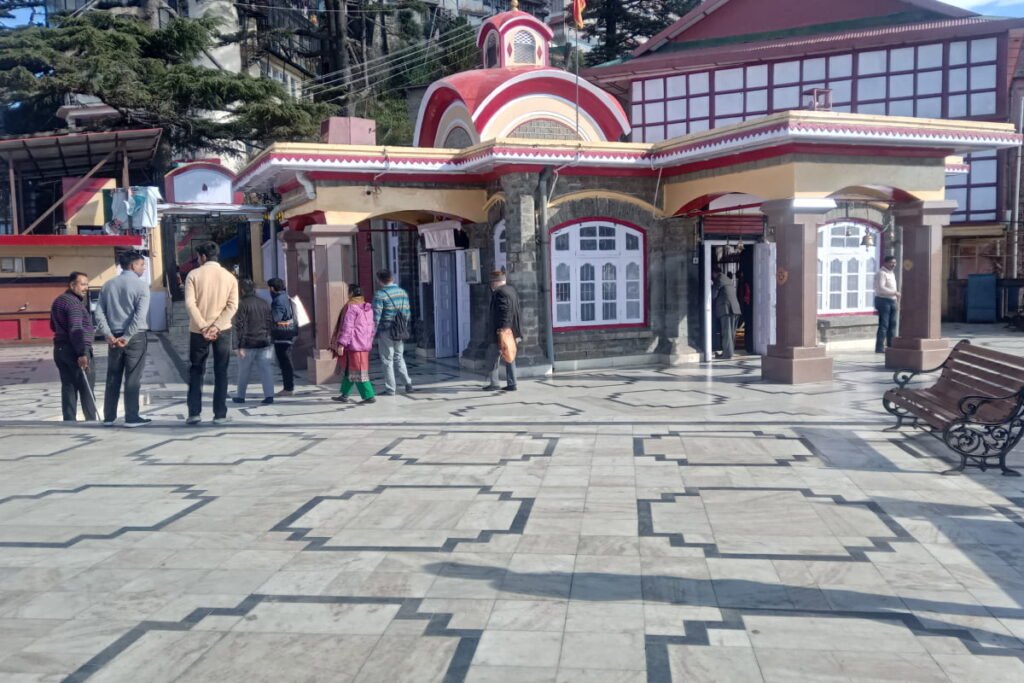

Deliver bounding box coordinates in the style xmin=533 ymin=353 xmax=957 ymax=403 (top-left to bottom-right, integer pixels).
xmin=713 ymin=271 xmax=742 ymax=360
xmin=94 ymin=250 xmax=151 ymax=426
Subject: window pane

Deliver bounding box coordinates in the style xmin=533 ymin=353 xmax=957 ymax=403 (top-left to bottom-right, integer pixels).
xmin=829 ymin=79 xmax=851 ymax=103
xmin=581 ymin=239 xmax=597 ymax=250
xmin=889 ymin=99 xmax=914 ymax=117
xmin=631 ymin=81 xmax=643 ymax=101
xmin=627 ymin=281 xmax=640 ymax=299
xmin=644 ymin=102 xmax=664 ymax=124
xmin=689 ymin=72 xmax=709 ymax=94
xmin=690 ymin=96 xmax=710 ymax=118
xmin=971 ymin=64 xmax=997 ymax=90
xmin=856 ymin=102 xmax=886 ymax=115
xmin=644 ymin=78 xmax=664 ymax=100
xmin=715 ymin=92 xmax=743 ymax=115
xmin=555 ymin=233 xmax=569 ymax=251
xmin=918 ymin=44 xmax=942 ymax=69
xmin=581 ymin=264 xmax=595 ymax=281
xmin=773 ymin=86 xmax=800 ymax=109
xmin=774 ymin=61 xmax=800 ymax=84
xmin=556 ymin=282 xmax=571 ymax=302
xmin=829 ymin=54 xmax=852 ymax=78
xmin=746 ymin=89 xmax=768 ymax=111
xmin=971 ymin=185 xmax=997 ymax=212
xmin=581 ymin=303 xmax=595 ymax=321
xmin=857 ymin=77 xmax=886 ymax=99
xmin=949 ymin=68 xmax=968 ymax=92
xmin=602 ymin=263 xmax=616 ymax=281
xmin=917 ymin=71 xmax=942 ymax=96
xmin=889 ymin=74 xmax=914 ymax=97
xmin=667 ymin=122 xmax=687 ymax=138
xmin=599 ymin=239 xmax=615 ymax=250
xmin=715 ymin=67 xmax=744 ymax=91
xmin=690 ymin=119 xmax=710 ymax=133
xmin=803 ymin=57 xmax=826 ymax=81
xmin=626 ymin=234 xmax=639 ymax=251
xmin=626 ymin=261 xmax=640 ymax=278
xmin=946 ymin=187 xmax=967 ymax=212
xmin=556 ymin=263 xmax=570 ymax=281
xmin=631 ymin=104 xmax=643 ymax=125
xmin=890 ymin=47 xmax=914 ymax=71
xmin=858 ymin=50 xmax=886 ymax=74
xmin=970 ymin=91 xmax=996 ymax=116
xmin=667 ymin=99 xmax=686 ymax=120
xmin=950 ymin=41 xmax=967 ymax=65
xmin=948 ymin=94 xmax=968 ymax=118
xmin=602 ymin=302 xmax=616 ymax=320
xmin=599 ymin=225 xmax=615 ymax=236
xmin=627 ymin=301 xmax=640 ymax=319
xmin=747 ymin=64 xmax=768 ymax=88
xmin=972 ymin=37 xmax=997 ymax=63
xmin=644 ymin=126 xmax=665 ymax=143
xmin=972 ymin=159 xmax=997 ymax=184
xmin=581 ymin=281 xmax=595 ymax=301
xmin=557 ymin=303 xmax=571 ymax=322
xmin=916 ymin=97 xmax=942 ymax=118
xmin=666 ymin=75 xmax=686 ymax=96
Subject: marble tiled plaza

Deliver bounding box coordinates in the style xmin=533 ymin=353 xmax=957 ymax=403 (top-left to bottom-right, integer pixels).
xmin=2 ymin=326 xmax=1024 ymax=682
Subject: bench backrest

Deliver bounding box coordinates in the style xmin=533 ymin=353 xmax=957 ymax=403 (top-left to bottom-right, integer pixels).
xmin=936 ymin=340 xmax=1024 ymax=422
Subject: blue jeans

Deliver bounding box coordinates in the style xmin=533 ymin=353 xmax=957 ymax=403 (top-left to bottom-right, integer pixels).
xmin=377 ymin=336 xmax=412 ymax=394
xmin=875 ymin=297 xmax=897 ymax=352
xmin=236 ymin=346 xmax=275 ymax=400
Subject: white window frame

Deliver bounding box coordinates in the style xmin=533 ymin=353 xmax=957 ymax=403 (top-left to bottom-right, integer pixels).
xmin=816 ymin=221 xmax=880 ymax=315
xmin=551 ymin=220 xmax=645 ymax=329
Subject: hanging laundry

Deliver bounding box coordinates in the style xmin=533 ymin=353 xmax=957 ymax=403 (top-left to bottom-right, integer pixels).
xmin=104 ymin=186 xmax=162 ymax=232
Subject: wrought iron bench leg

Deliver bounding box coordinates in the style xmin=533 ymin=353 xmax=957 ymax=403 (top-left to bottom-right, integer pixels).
xmin=1000 ymin=453 xmax=1022 ymax=477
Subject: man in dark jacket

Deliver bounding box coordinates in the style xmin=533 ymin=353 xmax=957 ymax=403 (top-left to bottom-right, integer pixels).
xmin=268 ymin=278 xmax=296 ymax=397
xmin=232 ymin=279 xmax=275 ymax=405
xmin=714 ymin=271 xmax=743 ymax=360
xmin=483 ymin=270 xmax=522 ymax=391
xmin=50 ymin=271 xmax=98 ymax=421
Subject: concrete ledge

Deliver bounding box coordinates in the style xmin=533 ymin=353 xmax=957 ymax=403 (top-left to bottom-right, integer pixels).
xmin=554 ymin=353 xmax=670 ymax=373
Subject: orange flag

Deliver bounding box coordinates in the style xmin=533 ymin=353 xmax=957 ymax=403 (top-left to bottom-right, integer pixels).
xmin=572 ymin=0 xmax=586 ymax=29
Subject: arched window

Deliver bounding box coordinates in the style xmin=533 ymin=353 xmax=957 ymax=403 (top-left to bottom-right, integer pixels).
xmin=816 ymin=221 xmax=881 ymax=314
xmin=484 ymin=33 xmax=498 ymax=68
xmin=493 ymin=221 xmax=507 ymax=273
xmin=512 ymin=30 xmax=537 ymax=65
xmin=551 ymin=220 xmax=646 ymax=328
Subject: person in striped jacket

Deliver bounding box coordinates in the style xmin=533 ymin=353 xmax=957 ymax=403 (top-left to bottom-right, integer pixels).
xmin=372 ymin=270 xmax=414 ymax=396
xmin=49 ymin=271 xmax=98 ymax=421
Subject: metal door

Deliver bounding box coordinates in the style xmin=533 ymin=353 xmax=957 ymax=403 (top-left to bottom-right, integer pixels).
xmin=752 ymin=242 xmax=777 ymax=355
xmin=432 ymin=251 xmax=459 ymax=358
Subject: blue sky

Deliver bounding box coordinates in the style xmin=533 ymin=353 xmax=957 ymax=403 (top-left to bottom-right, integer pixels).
xmin=940 ymin=1 xmax=1024 ymax=14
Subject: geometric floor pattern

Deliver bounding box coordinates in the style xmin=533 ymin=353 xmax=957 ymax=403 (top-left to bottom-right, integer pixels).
xmin=1 ymin=323 xmax=1024 ymax=681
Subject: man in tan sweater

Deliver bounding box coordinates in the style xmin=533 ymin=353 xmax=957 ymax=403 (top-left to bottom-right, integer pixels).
xmin=184 ymin=241 xmax=239 ymax=424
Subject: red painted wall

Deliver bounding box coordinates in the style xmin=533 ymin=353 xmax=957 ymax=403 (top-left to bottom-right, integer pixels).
xmin=671 ymin=0 xmax=943 ymax=44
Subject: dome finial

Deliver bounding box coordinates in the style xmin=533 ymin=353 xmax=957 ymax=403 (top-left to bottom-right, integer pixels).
xmin=511 ymin=0 xmax=519 ymax=10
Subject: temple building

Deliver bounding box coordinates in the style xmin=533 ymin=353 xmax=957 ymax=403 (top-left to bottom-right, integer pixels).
xmin=232 ymin=0 xmax=1022 ymax=384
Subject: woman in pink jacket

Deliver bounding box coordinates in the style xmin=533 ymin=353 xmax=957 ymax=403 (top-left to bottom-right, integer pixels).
xmin=330 ymin=285 xmax=377 ymax=404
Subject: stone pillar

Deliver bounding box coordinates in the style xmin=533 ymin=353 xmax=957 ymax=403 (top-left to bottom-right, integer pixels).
xmin=885 ymin=200 xmax=955 ymax=371
xmin=760 ymin=199 xmax=835 ymax=384
xmin=280 ymin=229 xmax=311 ymax=371
xmin=501 ymin=173 xmax=551 ymax=375
xmin=662 ymin=217 xmax=701 ymax=363
xmin=460 ymin=221 xmax=495 ymax=370
xmin=306 ymin=224 xmax=357 ymax=384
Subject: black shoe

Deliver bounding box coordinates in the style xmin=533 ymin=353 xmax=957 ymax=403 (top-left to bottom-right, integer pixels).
xmin=232 ymin=397 xmax=246 ymax=404
xmin=382 ymin=391 xmax=396 ymax=396
xmin=360 ymin=397 xmax=376 ymax=405
xmin=405 ymin=384 xmax=414 ymax=393
xmin=261 ymin=397 xmax=274 ymax=405
xmin=875 ymin=349 xmax=885 ymax=354
xmin=502 ymin=385 xmax=517 ymax=392
xmin=482 ymin=385 xmax=499 ymax=391
xmin=124 ymin=418 xmax=152 ymax=428
xmin=332 ymin=395 xmax=349 ymax=403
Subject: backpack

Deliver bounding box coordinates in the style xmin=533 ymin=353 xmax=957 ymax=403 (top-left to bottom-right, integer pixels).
xmin=384 ymin=290 xmax=411 ymax=341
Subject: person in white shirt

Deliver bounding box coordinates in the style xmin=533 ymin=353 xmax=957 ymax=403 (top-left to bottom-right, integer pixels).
xmin=874 ymin=255 xmax=900 ymax=354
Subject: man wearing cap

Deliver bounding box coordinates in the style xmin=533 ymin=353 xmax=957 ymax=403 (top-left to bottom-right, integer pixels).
xmin=483 ymin=270 xmax=521 ymax=391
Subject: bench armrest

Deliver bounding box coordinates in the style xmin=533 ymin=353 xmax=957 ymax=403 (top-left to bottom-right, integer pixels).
xmin=957 ymin=391 xmax=1024 ymax=424
xmin=892 ymin=361 xmax=948 ymax=389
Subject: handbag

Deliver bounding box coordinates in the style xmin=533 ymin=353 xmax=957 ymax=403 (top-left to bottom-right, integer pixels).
xmin=384 ymin=291 xmax=411 ymax=341
xmin=291 ymin=295 xmax=310 ymax=327
xmin=498 ymin=328 xmax=517 ymax=363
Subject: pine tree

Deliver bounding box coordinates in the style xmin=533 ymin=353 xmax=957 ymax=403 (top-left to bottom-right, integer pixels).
xmin=0 ymin=12 xmax=333 ymax=165
xmin=583 ymin=0 xmax=703 ymax=66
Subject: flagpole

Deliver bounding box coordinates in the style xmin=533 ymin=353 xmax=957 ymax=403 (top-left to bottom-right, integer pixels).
xmin=574 ymin=16 xmax=580 ymax=140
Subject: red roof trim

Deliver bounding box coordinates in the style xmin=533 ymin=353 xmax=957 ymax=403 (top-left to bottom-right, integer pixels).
xmin=0 ymin=235 xmax=143 ymax=247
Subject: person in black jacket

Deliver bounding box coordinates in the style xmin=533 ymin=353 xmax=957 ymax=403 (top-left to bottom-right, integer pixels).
xmin=232 ymin=279 xmax=275 ymax=405
xmin=483 ymin=270 xmax=522 ymax=391
xmin=50 ymin=271 xmax=98 ymax=421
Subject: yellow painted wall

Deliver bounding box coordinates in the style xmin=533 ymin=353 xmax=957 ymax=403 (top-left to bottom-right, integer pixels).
xmin=284 ymin=185 xmax=489 ymax=224
xmin=66 ymin=179 xmax=115 ymax=234
xmin=0 ymin=246 xmax=119 ymax=286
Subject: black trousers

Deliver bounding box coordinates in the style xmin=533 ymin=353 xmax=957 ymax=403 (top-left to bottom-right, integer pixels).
xmin=187 ymin=332 xmax=231 ymax=419
xmin=875 ymin=297 xmax=897 ymax=352
xmin=104 ymin=334 xmax=148 ymax=422
xmin=54 ymin=344 xmax=97 ymax=421
xmin=274 ymin=342 xmax=295 ymax=391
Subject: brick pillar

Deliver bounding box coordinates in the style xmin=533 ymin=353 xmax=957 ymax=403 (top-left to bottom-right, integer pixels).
xmin=306 ymin=225 xmax=356 ymax=384
xmin=760 ymin=199 xmax=834 ymax=384
xmin=501 ymin=173 xmax=550 ymax=373
xmin=886 ymin=200 xmax=955 ymax=371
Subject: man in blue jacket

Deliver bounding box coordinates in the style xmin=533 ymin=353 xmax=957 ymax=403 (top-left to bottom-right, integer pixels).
xmin=268 ymin=278 xmax=296 ymax=396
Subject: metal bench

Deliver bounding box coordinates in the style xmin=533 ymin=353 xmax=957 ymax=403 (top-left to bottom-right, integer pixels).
xmin=882 ymin=339 xmax=1024 ymax=476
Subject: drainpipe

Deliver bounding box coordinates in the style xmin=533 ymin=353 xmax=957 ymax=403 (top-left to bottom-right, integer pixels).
xmin=536 ymin=166 xmax=556 ymax=371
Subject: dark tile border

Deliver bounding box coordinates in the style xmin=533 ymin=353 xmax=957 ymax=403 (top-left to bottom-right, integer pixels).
xmin=637 ymin=486 xmax=914 ymax=562
xmin=272 ymin=484 xmax=534 ymax=552
xmin=126 ymin=432 xmax=325 ymax=467
xmin=0 ymin=484 xmax=215 ymax=548
xmin=62 ymin=593 xmax=481 ymax=683
xmin=0 ymin=432 xmax=98 ymax=462
xmin=607 ymin=388 xmax=729 ymax=411
xmin=633 ymin=431 xmax=812 ymax=468
xmin=376 ymin=431 xmax=557 ymax=466
xmin=449 ymin=401 xmax=584 ymax=419
xmin=644 ymin=606 xmax=1024 ymax=682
